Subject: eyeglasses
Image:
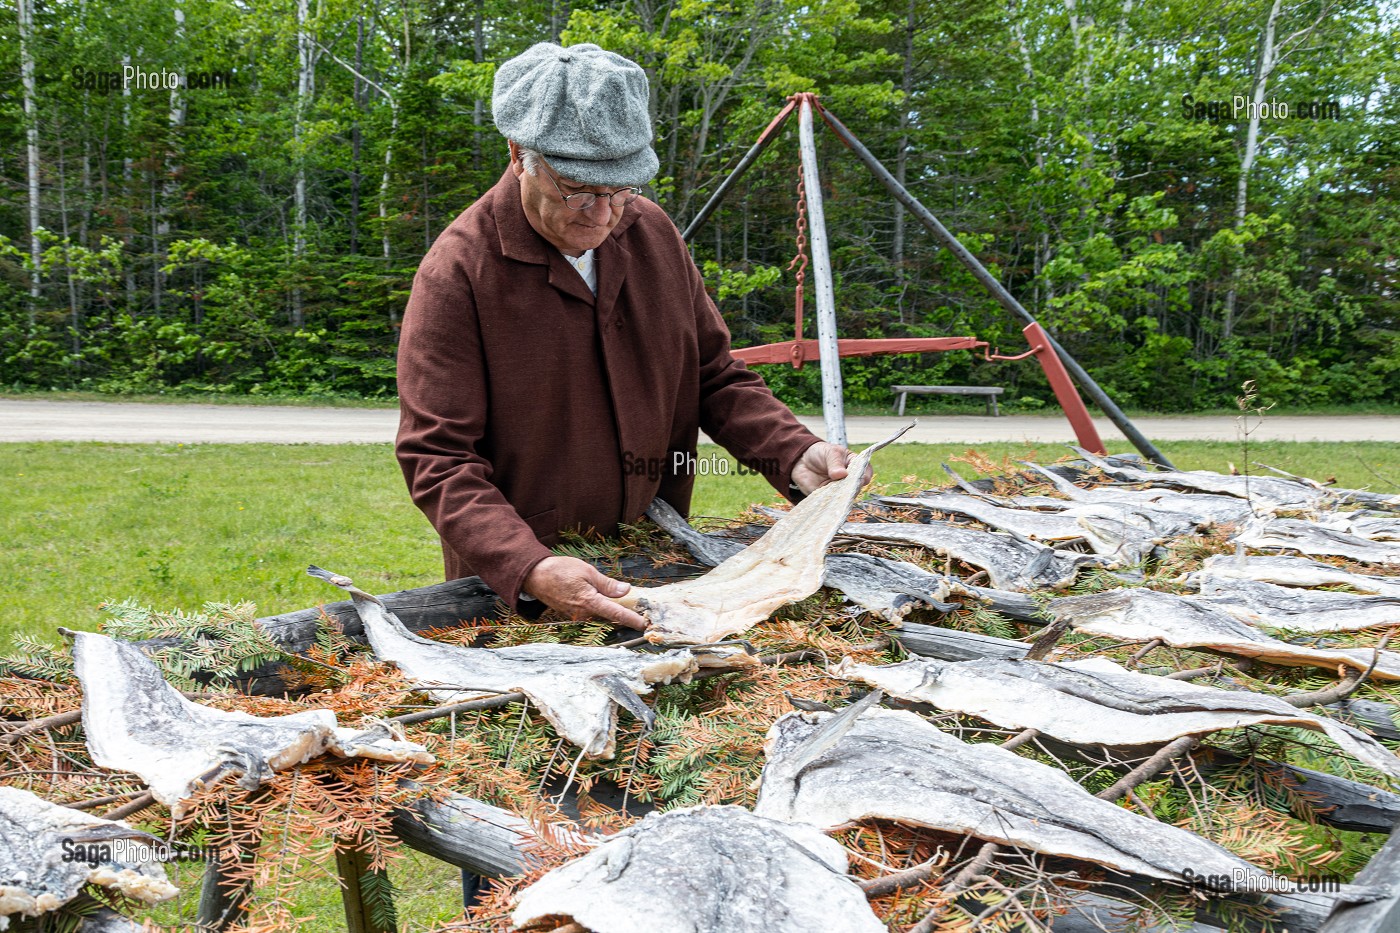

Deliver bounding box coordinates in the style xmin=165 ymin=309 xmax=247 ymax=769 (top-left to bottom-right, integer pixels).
xmin=544 ymin=170 xmax=642 ymax=211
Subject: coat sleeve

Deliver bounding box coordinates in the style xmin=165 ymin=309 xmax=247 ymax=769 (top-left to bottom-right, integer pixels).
xmin=677 ymin=229 xmax=822 ymax=500
xmin=395 ymin=252 xmax=553 ymax=607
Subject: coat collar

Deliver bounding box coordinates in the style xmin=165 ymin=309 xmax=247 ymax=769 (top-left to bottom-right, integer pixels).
xmin=490 ymin=168 xmax=642 ymax=307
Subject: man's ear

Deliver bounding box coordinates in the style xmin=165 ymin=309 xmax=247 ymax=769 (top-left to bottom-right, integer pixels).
xmin=507 ymin=140 xmax=524 ymax=177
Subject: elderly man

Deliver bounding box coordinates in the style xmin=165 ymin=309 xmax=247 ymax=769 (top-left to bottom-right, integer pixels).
xmin=396 ymin=42 xmax=858 ymax=631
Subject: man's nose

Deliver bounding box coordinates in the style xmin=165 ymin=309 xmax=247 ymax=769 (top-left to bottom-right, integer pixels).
xmin=585 ymin=195 xmax=616 ymax=219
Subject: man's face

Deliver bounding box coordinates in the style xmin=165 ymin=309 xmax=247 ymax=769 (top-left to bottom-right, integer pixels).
xmin=511 ymin=143 xmax=630 ymax=257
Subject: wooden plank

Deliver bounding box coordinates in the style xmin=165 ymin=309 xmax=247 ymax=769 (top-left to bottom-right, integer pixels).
xmin=1317 ymin=826 xmax=1400 ymax=932
xmin=334 ymin=841 xmax=396 ymax=933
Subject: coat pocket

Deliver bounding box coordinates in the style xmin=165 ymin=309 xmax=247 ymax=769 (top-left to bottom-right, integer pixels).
xmin=520 ymin=507 xmax=559 ymax=545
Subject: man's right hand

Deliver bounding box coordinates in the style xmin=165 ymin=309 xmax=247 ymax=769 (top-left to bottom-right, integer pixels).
xmin=522 ymin=555 xmax=649 ymax=631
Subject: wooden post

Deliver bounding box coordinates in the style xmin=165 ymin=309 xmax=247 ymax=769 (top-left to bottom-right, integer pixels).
xmin=796 ymin=95 xmax=847 ymax=448
xmin=335 ymin=841 xmax=397 ymax=933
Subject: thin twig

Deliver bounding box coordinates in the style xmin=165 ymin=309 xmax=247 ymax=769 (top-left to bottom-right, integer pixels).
xmin=389 ymin=691 xmax=526 ymax=726
xmin=1284 ymin=634 xmax=1391 ymax=707
xmin=858 ymin=856 xmax=941 ymax=898
xmin=0 ymin=709 xmax=82 ymax=746
xmin=101 ymin=792 xmax=156 ymax=821
xmin=1096 ymin=735 xmax=1199 ymax=803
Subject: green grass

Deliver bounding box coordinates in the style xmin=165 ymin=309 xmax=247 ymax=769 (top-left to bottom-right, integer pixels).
xmin=3 ymin=439 xmax=1398 ymax=652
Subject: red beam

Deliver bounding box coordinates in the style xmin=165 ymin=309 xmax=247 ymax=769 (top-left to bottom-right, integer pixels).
xmin=1023 ymin=322 xmax=1106 ymax=454
xmin=733 ymin=337 xmax=985 ymax=369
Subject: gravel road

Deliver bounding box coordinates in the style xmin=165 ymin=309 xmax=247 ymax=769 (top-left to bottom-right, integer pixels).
xmin=1 ymin=399 xmax=1394 ymax=445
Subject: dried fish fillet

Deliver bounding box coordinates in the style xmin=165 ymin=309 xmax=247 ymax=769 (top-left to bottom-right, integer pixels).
xmin=1048 ymin=589 xmax=1400 ymax=680
xmin=0 ymin=786 xmax=178 ymax=929
xmin=615 ymin=425 xmax=911 ymax=644
xmin=1072 ymin=448 xmax=1329 ymax=511
xmin=1235 ymin=518 xmax=1400 ymax=566
xmin=1194 ymin=575 xmax=1400 ymax=632
xmin=510 ymin=805 xmax=884 ymax=933
xmin=1018 ymin=460 xmax=1255 ymax=526
xmin=754 ymin=704 xmax=1281 ymax=890
xmin=839 ymin=519 xmax=1103 ymax=590
xmin=1198 ymin=554 xmax=1400 ymax=596
xmin=834 ymin=656 xmax=1400 ymax=779
xmin=70 ymin=630 xmax=432 ymax=816
xmin=647 ymin=497 xmax=956 ymax=621
xmin=311 ymin=568 xmax=698 ymax=757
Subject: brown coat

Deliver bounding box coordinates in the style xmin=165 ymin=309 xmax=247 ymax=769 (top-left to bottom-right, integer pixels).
xmin=395 ymin=169 xmax=820 ymax=606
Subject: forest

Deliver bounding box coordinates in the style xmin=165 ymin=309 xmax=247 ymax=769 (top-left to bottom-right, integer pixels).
xmin=1 ymin=0 xmax=1395 ymax=411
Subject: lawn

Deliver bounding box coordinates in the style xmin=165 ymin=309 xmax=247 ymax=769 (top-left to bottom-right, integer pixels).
xmin=3 ymin=438 xmax=1399 ymax=651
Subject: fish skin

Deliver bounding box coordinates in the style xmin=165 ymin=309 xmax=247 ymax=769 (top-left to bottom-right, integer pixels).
xmin=70 ymin=631 xmax=432 ymax=815
xmin=1198 ymin=554 xmax=1400 ymax=596
xmin=755 ymin=707 xmax=1283 ymax=891
xmin=311 ymin=567 xmax=698 ymax=758
xmin=1017 ymin=460 xmax=1256 ymax=526
xmin=650 ymin=498 xmax=957 ymax=622
xmin=1071 ymin=447 xmax=1329 ymax=511
xmin=74 ymin=631 xmax=339 ymax=814
xmin=1049 ymin=588 xmax=1400 ymax=681
xmin=1235 ymin=518 xmax=1400 ymax=567
xmin=510 ymin=805 xmax=885 ymax=933
xmin=0 ymin=786 xmax=178 ymax=926
xmin=834 ymin=656 xmax=1400 ymax=780
xmin=1193 ymin=574 xmax=1400 ymax=633
xmin=620 ymin=425 xmax=911 ymax=645
xmin=838 ymin=519 xmax=1103 ymax=590
xmin=883 ymin=491 xmax=1196 ymax=562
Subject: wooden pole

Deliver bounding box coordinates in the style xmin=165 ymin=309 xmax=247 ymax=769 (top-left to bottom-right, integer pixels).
xmin=796 ymin=95 xmax=847 ymax=448
xmin=816 ymin=104 xmax=1175 ymax=468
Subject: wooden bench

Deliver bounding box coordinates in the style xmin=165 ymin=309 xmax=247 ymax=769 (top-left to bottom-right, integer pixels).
xmin=892 ymin=385 xmax=1004 ymax=417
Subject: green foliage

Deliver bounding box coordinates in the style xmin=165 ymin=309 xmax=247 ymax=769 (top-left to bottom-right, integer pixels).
xmin=0 ymin=0 xmax=1395 ymax=409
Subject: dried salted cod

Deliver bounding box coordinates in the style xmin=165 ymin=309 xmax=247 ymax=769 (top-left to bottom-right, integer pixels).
xmin=1048 ymin=589 xmax=1400 ymax=681
xmin=310 ymin=567 xmax=699 ymax=757
xmin=1235 ymin=517 xmax=1400 ymax=566
xmin=881 ymin=491 xmax=1183 ymax=565
xmin=834 ymin=655 xmax=1400 ymax=780
xmin=69 ymin=630 xmax=432 ymax=816
xmin=1198 ymin=553 xmax=1400 ymax=596
xmin=1194 ymin=575 xmax=1400 ymax=633
xmin=1318 ymin=513 xmax=1400 ymax=542
xmin=1071 ymin=448 xmax=1330 ymax=511
xmin=1017 ymin=460 xmax=1256 ymax=526
xmin=510 ymin=805 xmax=884 ymax=933
xmin=838 ymin=518 xmax=1103 ymax=590
xmin=646 ymin=497 xmax=957 ymax=622
xmin=613 ymin=425 xmax=912 ymax=644
xmin=753 ymin=698 xmax=1282 ymax=890
xmin=0 ymin=785 xmax=178 ymax=929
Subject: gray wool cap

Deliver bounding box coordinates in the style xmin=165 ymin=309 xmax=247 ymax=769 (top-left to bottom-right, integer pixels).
xmin=492 ymin=42 xmax=659 ymax=187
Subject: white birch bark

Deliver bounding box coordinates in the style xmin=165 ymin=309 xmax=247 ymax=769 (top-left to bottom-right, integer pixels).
xmin=1221 ymin=0 xmax=1283 ymax=341
xmin=17 ymin=0 xmax=42 ymax=314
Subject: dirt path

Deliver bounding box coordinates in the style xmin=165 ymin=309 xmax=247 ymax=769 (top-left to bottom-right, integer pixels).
xmin=0 ymin=399 xmax=1395 ymax=445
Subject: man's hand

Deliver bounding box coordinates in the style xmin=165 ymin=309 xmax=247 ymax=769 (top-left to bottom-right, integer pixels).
xmin=522 ymin=555 xmax=649 ymax=631
xmin=790 ymin=441 xmax=873 ymax=496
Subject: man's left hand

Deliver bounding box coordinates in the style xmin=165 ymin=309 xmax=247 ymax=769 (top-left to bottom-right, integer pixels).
xmin=790 ymin=441 xmax=872 ymax=496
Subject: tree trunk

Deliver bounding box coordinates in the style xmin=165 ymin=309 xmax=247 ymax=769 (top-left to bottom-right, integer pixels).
xmin=473 ymin=0 xmax=484 ymax=174
xmin=350 ymin=15 xmax=364 ymax=256
xmin=155 ymin=0 xmax=186 ymax=317
xmin=17 ymin=0 xmax=42 ymax=319
xmin=1221 ymin=0 xmax=1283 ymax=342
xmin=892 ymin=0 xmax=915 ymax=294
xmin=292 ymin=0 xmax=313 ymax=328
xmin=56 ymin=119 xmax=79 ymax=352
xmin=122 ymin=54 xmax=136 ymax=311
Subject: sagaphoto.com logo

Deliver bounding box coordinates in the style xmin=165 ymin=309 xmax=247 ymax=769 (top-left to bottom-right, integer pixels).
xmin=69 ymin=64 xmax=237 ymax=95
xmin=61 ymin=834 xmax=219 ymax=865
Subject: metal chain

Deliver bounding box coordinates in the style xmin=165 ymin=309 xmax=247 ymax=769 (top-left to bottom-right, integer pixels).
xmin=787 ymin=163 xmax=810 ymax=340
